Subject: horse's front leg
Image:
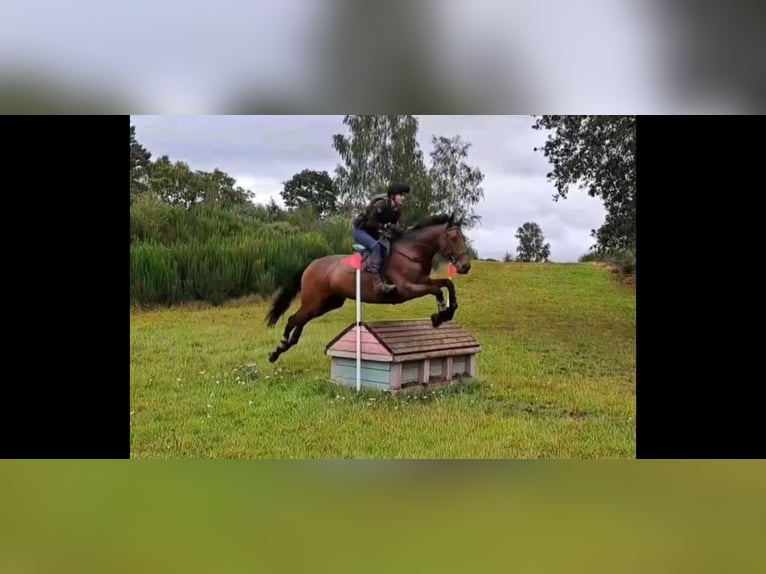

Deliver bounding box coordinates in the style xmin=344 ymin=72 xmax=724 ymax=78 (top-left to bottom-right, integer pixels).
xmin=395 ymin=280 xmax=443 ymax=308
xmin=426 ymin=278 xmax=457 ymax=327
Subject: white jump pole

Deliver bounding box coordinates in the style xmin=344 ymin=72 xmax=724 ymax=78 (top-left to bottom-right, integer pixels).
xmin=355 ymin=257 xmax=361 ymax=393
xmin=346 ymin=244 xmax=365 ymax=393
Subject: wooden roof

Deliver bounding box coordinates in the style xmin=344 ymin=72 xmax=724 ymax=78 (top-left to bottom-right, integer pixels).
xmin=325 ymin=319 xmax=481 ymax=362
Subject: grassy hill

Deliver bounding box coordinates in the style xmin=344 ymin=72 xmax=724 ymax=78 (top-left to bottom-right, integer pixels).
xmin=130 ymin=260 xmax=636 ymax=458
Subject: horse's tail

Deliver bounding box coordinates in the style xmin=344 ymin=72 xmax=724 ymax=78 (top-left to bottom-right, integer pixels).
xmin=265 ymin=262 xmax=310 ymax=327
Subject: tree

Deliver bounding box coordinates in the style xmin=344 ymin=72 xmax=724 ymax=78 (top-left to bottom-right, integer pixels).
xmin=428 ymin=135 xmax=485 ymax=228
xmin=130 ymin=125 xmax=151 ymax=174
xmin=515 ymin=222 xmax=551 ymax=262
xmin=503 ymin=252 xmax=514 ymax=262
xmin=331 ymin=115 xmax=485 ymax=228
xmin=147 ymin=156 xmax=253 ymax=209
xmin=532 ymin=115 xmax=635 ymax=254
xmin=130 ymin=125 xmax=152 ymax=201
xmin=194 ymin=168 xmax=254 ymax=207
xmin=148 ymin=156 xmax=198 ymax=208
xmin=332 ymin=115 xmax=431 ymax=221
xmin=281 ymin=169 xmax=338 ymax=218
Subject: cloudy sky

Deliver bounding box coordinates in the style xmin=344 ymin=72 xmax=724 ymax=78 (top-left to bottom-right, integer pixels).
xmin=130 ymin=115 xmax=608 ymax=262
xmin=5 ymin=1 xmax=760 ymax=114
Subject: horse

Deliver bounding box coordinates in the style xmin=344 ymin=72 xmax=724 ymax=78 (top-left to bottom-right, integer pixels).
xmin=265 ymin=213 xmax=472 ymax=363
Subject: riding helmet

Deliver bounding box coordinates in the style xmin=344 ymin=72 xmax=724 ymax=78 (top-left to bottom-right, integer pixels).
xmin=387 ymin=182 xmax=410 ymax=196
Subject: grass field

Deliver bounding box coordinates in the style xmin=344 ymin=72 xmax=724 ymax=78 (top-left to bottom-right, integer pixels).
xmin=130 ymin=261 xmax=636 ymax=458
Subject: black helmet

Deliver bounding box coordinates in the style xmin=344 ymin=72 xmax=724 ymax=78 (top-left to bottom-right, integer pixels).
xmin=387 ymin=182 xmax=410 ymax=196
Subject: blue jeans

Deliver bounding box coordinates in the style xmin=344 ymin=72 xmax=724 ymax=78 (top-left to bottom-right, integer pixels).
xmin=352 ymin=228 xmax=385 ymax=259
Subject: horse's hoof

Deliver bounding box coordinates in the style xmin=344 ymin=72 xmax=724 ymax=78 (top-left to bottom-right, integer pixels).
xmin=269 ymin=352 xmax=279 ymax=363
xmin=431 ymin=313 xmax=442 ymax=328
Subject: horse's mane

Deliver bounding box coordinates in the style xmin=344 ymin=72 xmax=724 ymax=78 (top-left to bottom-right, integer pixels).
xmin=406 ymin=214 xmax=460 ymax=233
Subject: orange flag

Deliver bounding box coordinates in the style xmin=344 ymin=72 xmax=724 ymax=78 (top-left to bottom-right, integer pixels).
xmin=342 ymin=252 xmax=362 ymax=270
xmin=448 ymin=263 xmax=457 ymax=277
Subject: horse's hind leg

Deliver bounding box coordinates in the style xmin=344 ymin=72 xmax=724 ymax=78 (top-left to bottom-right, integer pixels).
xmin=269 ymin=313 xmax=300 ymax=362
xmin=268 ymin=295 xmax=346 ymax=363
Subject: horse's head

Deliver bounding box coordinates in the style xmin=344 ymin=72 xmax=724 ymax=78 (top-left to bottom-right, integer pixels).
xmin=402 ymin=212 xmax=473 ymax=274
xmin=438 ymin=212 xmax=472 ymax=274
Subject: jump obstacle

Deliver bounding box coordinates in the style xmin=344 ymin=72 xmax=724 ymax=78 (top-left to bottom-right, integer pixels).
xmin=327 ymin=244 xmax=481 ymax=394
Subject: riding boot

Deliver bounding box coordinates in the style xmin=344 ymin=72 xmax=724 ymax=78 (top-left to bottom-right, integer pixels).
xmin=369 ymin=252 xmax=395 ymax=293
xmin=375 ymin=273 xmax=396 ymax=293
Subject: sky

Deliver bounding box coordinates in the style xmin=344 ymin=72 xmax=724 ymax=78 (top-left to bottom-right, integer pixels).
xmin=6 ymin=1 xmax=760 ymax=114
xmin=131 ymin=115 xmax=609 ymax=262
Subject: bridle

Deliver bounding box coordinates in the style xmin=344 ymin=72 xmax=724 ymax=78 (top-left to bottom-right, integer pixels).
xmin=391 ymin=225 xmax=467 ymax=265
xmin=442 ymin=226 xmax=469 ymax=265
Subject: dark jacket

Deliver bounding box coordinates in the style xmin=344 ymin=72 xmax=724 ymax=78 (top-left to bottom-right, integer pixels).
xmin=352 ymin=194 xmax=402 ymax=238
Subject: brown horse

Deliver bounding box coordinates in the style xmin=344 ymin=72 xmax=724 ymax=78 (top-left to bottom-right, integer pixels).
xmin=265 ymin=213 xmax=472 ymax=363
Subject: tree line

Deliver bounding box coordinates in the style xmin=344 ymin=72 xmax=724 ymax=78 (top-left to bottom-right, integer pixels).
xmin=130 ymin=115 xmax=635 ymax=305
xmin=130 ymin=116 xmax=487 ymax=233
xmin=132 ymin=114 xmax=635 ymax=257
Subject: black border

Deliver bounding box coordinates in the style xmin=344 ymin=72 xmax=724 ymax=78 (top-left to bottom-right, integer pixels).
xmin=0 ymin=115 xmax=128 ymax=459
xmin=635 ymin=115 xmax=761 ymax=459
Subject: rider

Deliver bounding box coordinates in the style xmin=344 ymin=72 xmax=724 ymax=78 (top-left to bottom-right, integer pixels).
xmin=352 ymin=182 xmax=409 ymax=293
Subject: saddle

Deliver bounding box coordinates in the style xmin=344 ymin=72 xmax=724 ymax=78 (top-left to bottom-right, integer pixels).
xmin=353 ymin=236 xmax=393 ymax=274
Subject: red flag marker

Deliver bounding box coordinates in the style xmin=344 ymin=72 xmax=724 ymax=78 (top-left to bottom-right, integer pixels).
xmin=448 ymin=263 xmax=457 ymax=277
xmin=342 ymin=252 xmax=362 ymax=270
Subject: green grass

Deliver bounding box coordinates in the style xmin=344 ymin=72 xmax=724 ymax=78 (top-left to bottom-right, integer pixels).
xmin=130 ymin=261 xmax=635 ymax=458
xmin=3 ymin=461 xmax=765 ymax=573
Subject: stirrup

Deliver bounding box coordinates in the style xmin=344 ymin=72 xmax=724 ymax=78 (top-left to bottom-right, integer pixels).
xmin=374 ymin=275 xmax=395 ymax=293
